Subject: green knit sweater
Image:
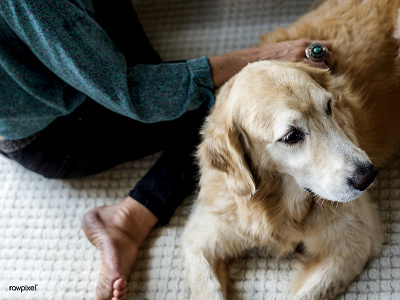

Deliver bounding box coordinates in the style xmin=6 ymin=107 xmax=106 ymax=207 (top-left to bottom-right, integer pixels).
xmin=0 ymin=0 xmax=215 ymax=140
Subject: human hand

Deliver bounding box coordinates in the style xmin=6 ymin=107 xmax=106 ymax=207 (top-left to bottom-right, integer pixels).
xmin=256 ymin=39 xmax=334 ymax=69
xmin=208 ymin=39 xmax=333 ymax=87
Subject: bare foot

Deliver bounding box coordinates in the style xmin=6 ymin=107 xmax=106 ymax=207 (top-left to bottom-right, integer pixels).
xmin=83 ymin=197 xmax=158 ymax=300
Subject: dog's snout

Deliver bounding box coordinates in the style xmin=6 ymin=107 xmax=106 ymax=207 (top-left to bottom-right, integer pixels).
xmin=347 ymin=163 xmax=378 ymax=191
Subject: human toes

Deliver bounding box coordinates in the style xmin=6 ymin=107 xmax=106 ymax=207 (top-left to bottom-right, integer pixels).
xmin=110 ymin=278 xmax=127 ymax=300
xmin=112 ymin=287 xmax=128 ymax=300
xmin=113 ymin=278 xmax=127 ymax=290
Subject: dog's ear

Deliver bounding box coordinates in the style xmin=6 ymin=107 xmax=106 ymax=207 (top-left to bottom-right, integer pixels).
xmin=199 ymin=79 xmax=256 ymax=200
xmin=200 ymin=125 xmax=256 ymax=200
xmin=298 ymin=63 xmax=331 ymax=91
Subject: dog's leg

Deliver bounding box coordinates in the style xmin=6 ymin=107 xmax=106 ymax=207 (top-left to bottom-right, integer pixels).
xmin=292 ymin=244 xmax=380 ymax=300
xmin=183 ymin=247 xmax=228 ymax=300
xmin=183 ymin=206 xmax=243 ymax=300
xmin=292 ymin=255 xmax=365 ymax=300
xmin=292 ymin=197 xmax=381 ymax=300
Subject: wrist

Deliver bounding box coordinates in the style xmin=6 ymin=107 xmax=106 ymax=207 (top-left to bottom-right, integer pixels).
xmin=208 ymin=48 xmax=257 ymax=88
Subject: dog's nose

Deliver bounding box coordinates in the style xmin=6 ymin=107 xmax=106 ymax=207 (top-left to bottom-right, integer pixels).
xmin=347 ymin=163 xmax=378 ymax=191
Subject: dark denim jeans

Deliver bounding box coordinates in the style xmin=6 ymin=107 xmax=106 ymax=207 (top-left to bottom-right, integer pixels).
xmin=1 ymin=0 xmax=209 ymax=224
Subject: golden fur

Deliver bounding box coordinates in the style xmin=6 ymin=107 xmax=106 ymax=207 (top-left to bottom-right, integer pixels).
xmin=183 ymin=0 xmax=400 ymax=299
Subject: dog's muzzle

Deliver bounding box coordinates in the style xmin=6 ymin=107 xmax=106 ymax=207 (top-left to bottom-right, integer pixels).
xmin=305 ymin=43 xmax=328 ymax=62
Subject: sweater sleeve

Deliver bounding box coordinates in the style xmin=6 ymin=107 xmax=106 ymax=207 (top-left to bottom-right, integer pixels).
xmin=0 ymin=0 xmax=215 ymax=123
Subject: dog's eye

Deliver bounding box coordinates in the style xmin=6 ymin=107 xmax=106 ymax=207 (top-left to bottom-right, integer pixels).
xmin=279 ymin=128 xmax=304 ymax=145
xmin=326 ymin=99 xmax=332 ymax=116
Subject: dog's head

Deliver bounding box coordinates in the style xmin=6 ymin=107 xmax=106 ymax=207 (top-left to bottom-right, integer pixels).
xmin=200 ymin=61 xmax=377 ymax=203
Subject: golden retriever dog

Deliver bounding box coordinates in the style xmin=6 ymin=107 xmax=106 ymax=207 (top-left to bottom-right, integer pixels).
xmin=182 ymin=0 xmax=400 ymax=299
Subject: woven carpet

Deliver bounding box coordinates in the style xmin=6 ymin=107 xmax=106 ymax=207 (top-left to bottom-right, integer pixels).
xmin=1 ymin=0 xmax=399 ymax=299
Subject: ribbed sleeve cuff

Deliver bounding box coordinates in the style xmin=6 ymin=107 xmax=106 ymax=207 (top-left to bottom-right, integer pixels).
xmin=186 ymin=56 xmax=215 ymax=108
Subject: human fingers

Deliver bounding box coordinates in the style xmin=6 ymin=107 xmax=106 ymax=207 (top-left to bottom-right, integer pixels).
xmin=264 ymin=39 xmax=333 ymax=69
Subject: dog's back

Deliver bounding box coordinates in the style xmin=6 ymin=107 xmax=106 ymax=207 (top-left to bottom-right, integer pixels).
xmin=258 ymin=0 xmax=400 ymax=164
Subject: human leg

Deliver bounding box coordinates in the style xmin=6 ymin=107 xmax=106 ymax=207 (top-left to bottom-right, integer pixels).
xmin=1 ymin=98 xmax=207 ymax=300
xmin=78 ymin=101 xmax=207 ymax=300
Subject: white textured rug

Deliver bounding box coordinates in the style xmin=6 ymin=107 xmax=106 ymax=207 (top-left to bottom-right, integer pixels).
xmin=1 ymin=0 xmax=399 ymax=299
